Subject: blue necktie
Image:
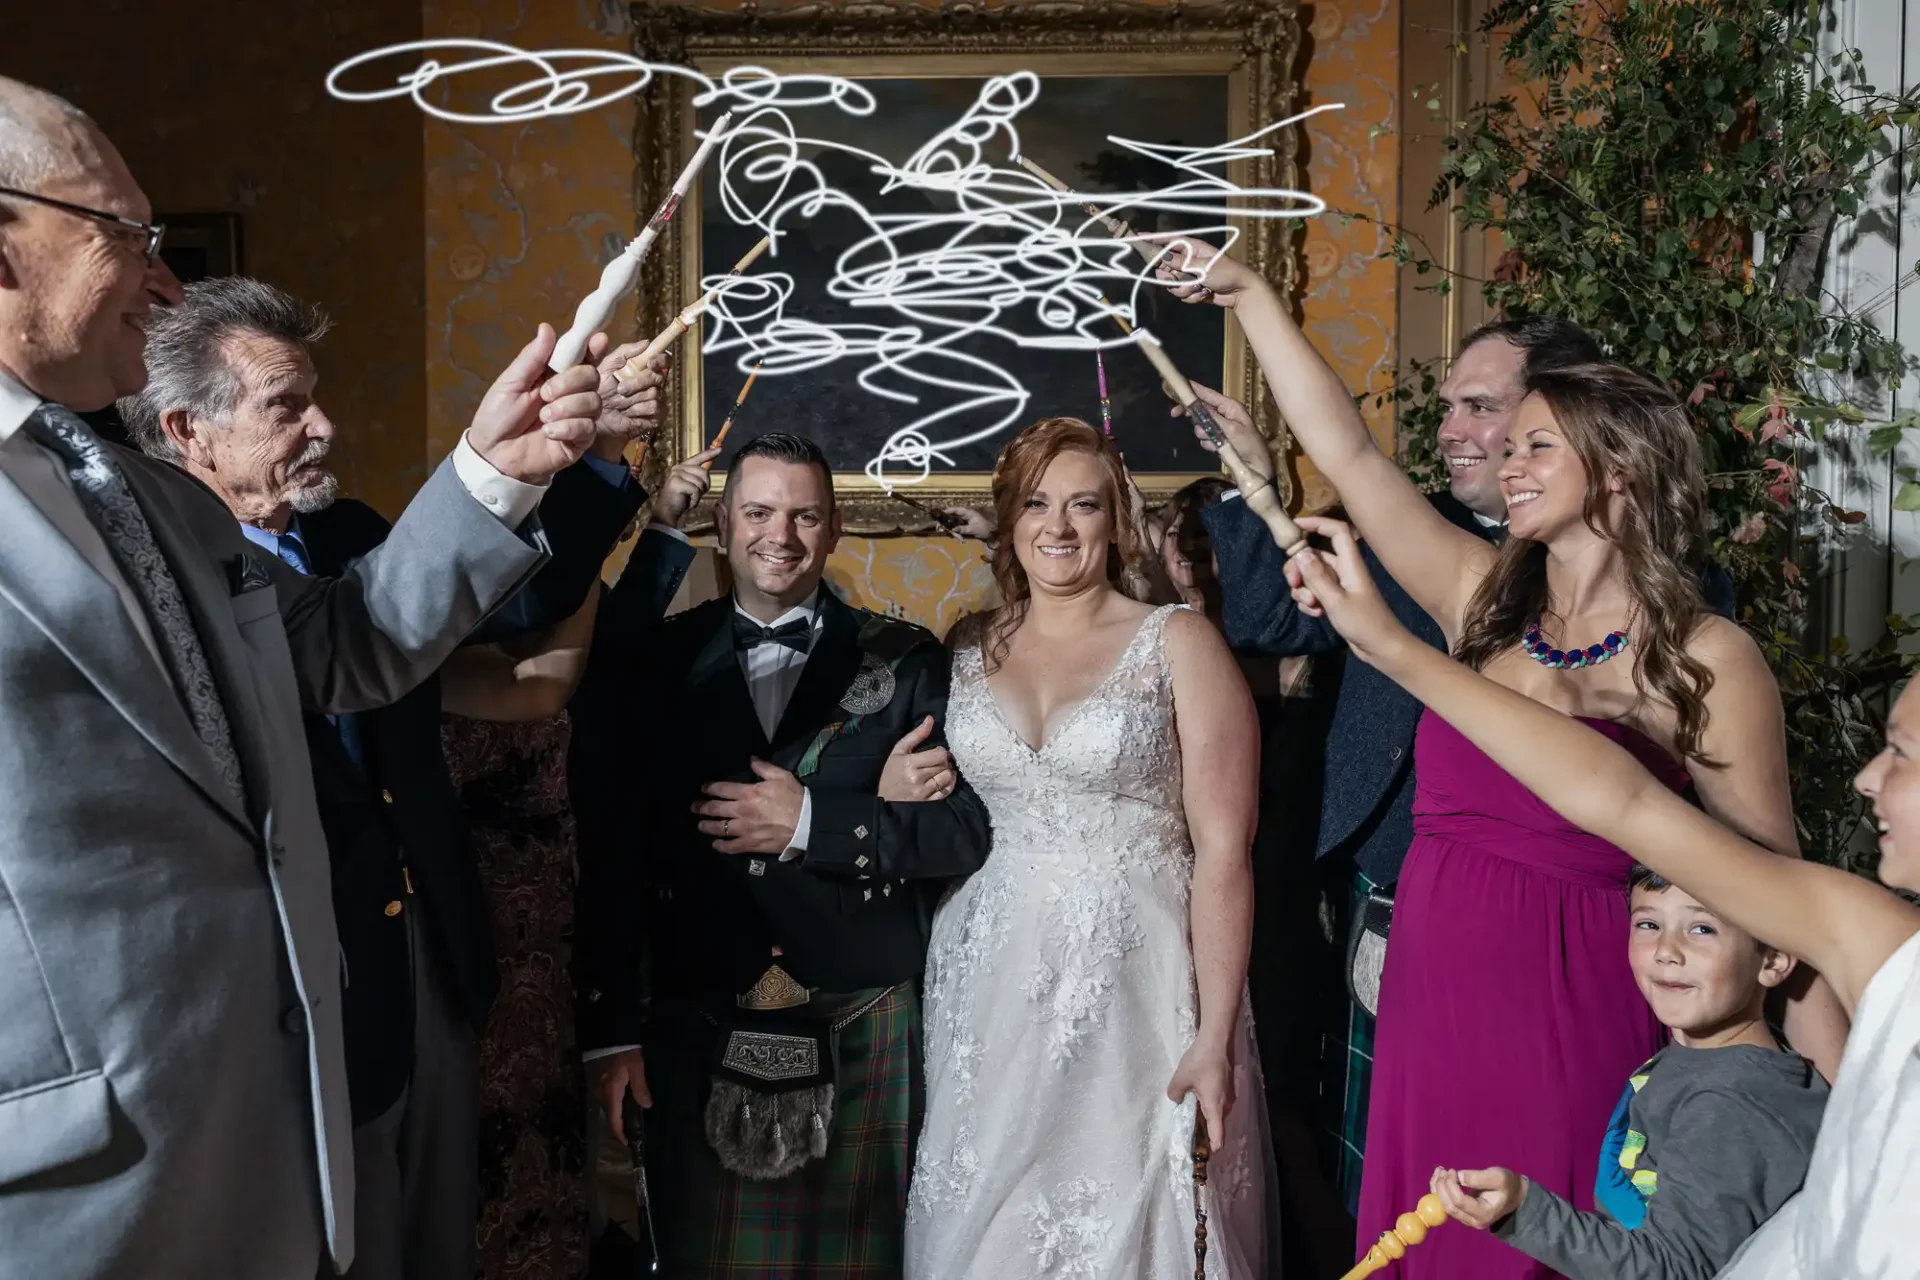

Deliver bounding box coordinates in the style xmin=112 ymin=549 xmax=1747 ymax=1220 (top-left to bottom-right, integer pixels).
xmin=271 ymin=528 xmax=311 ymax=574
xmin=274 ymin=528 xmax=365 ymax=770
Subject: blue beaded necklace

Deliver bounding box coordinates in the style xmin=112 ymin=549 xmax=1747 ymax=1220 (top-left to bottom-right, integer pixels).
xmin=1522 ymin=618 xmax=1629 ymax=670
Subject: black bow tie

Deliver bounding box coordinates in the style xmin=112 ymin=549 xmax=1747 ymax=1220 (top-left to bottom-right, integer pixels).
xmin=733 ymin=613 xmax=813 ymax=655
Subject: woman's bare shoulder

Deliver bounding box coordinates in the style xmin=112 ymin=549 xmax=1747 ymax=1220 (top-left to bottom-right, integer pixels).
xmin=1161 ymin=604 xmax=1236 ymax=669
xmin=1684 ymin=612 xmax=1773 ymax=682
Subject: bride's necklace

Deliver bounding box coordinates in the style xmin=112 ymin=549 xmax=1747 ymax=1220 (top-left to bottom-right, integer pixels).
xmin=1522 ymin=616 xmax=1630 ymax=670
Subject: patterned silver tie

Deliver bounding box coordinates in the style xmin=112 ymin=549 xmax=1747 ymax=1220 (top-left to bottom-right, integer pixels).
xmin=24 ymin=403 xmax=248 ymax=808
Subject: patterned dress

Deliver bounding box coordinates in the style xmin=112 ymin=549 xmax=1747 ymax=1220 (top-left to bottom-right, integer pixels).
xmin=440 ymin=714 xmax=591 ymax=1280
xmin=906 ymin=605 xmax=1275 ymax=1278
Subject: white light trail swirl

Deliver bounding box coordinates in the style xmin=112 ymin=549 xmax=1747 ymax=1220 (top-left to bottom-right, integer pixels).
xmin=327 ymin=42 xmax=1339 ymax=486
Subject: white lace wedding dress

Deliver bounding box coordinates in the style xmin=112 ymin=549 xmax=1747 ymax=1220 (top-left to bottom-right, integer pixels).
xmin=906 ymin=604 xmax=1274 ymax=1279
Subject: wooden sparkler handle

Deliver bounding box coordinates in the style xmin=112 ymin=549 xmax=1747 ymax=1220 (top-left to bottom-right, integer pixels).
xmin=704 ymin=419 xmax=733 ymax=466
xmin=1191 ymin=1121 xmax=1210 ymax=1280
xmin=616 ymin=234 xmax=772 ymax=382
xmin=700 ymin=363 xmax=761 ymax=470
xmin=1338 ymin=1194 xmax=1449 ymax=1280
xmin=1133 ymin=336 xmax=1307 ymax=558
xmin=620 ymin=314 xmax=692 ymax=380
xmin=1016 ymin=154 xmax=1157 ymax=265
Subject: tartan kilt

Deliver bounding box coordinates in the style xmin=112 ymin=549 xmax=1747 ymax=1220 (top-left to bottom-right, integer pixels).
xmin=643 ymin=983 xmax=921 ymax=1279
xmin=1315 ymin=865 xmax=1378 ymax=1216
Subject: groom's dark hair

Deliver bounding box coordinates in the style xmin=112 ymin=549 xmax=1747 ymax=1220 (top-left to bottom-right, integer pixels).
xmin=721 ymin=432 xmax=835 ymax=509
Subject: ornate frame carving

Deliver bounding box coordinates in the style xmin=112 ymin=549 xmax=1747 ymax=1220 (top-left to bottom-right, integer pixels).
xmin=630 ymin=0 xmax=1301 ymax=532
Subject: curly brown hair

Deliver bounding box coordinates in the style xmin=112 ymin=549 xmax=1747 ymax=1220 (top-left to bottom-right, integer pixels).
xmin=981 ymin=417 xmax=1148 ymax=671
xmin=1454 ymin=361 xmax=1718 ymax=760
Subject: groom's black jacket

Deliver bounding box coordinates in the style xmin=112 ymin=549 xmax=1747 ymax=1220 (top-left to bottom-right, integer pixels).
xmin=570 ymin=583 xmax=992 ymax=1051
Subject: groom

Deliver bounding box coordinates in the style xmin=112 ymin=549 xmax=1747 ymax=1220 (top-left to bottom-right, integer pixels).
xmin=571 ymin=432 xmax=992 ymax=1277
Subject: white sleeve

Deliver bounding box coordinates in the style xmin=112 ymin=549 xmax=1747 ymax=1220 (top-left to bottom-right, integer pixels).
xmin=779 ymin=786 xmax=813 ymax=862
xmin=452 ymin=431 xmax=548 ymax=528
xmin=582 ymin=1044 xmax=640 ymax=1062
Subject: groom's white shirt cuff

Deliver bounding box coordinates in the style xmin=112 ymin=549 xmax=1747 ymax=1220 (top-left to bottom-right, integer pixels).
xmin=783 ymin=790 xmax=813 ymax=862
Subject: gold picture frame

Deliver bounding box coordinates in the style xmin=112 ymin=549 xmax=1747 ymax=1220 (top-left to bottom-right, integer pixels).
xmin=630 ymin=0 xmax=1301 ymax=533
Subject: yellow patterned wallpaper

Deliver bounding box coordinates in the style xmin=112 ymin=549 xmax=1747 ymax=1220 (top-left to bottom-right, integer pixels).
xmin=826 ymin=535 xmax=997 ymax=635
xmin=420 ymin=0 xmax=647 ymax=466
xmin=420 ymin=0 xmax=1400 ymax=635
xmin=1297 ymin=0 xmax=1401 ymax=513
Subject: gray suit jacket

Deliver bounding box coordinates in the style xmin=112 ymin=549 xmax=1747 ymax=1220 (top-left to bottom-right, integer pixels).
xmin=0 ymin=447 xmax=545 ymax=1278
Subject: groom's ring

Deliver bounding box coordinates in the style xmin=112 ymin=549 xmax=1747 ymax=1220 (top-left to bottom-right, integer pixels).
xmin=724 ymin=819 xmax=733 ymax=836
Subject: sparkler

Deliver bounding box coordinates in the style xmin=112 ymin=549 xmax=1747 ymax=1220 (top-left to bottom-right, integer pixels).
xmin=547 ymin=111 xmax=733 ymax=373
xmin=622 ymin=235 xmax=773 ymax=378
xmin=1095 ymin=349 xmax=1114 ymax=438
xmin=705 ymin=362 xmax=761 ymax=468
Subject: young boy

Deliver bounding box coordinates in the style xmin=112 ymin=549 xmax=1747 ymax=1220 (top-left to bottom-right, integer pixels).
xmin=1430 ymin=866 xmax=1830 ymax=1279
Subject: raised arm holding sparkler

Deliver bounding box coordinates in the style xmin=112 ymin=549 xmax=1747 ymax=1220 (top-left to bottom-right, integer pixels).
xmin=1017 ymin=154 xmax=1306 ymax=559
xmin=1150 ymin=234 xmax=1486 ymax=629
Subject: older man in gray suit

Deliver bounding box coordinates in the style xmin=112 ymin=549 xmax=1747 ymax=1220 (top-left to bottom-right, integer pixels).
xmin=0 ymin=77 xmax=605 ymax=1278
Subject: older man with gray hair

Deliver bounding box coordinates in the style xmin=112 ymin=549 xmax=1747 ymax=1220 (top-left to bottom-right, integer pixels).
xmin=116 ymin=274 xmax=660 ymax=1280
xmin=123 ymin=277 xmax=345 ymax=517
xmin=121 ymin=274 xmax=658 ymax=656
xmin=0 ymin=75 xmax=606 ymax=1279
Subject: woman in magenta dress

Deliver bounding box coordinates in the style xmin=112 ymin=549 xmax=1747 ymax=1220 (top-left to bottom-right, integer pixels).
xmin=1370 ymin=714 xmax=1678 ymax=1277
xmin=1154 ymin=241 xmax=1849 ymax=1277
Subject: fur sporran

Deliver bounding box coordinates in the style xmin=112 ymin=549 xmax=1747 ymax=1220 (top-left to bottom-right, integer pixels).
xmin=703 ymin=1078 xmax=836 ymax=1180
xmin=700 ymin=987 xmax=895 ymax=1180
xmin=702 ymin=1017 xmax=837 ymax=1181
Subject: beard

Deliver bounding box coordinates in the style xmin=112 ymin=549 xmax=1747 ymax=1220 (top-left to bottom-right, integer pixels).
xmin=289 ymin=472 xmax=340 ymax=514
xmin=285 ymin=439 xmax=339 ymax=514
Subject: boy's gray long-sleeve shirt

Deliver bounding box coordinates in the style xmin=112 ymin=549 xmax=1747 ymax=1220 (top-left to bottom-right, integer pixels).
xmin=1494 ymin=1043 xmax=1828 ymax=1280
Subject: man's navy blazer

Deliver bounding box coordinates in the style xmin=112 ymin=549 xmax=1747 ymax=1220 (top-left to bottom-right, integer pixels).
xmin=297 ymin=459 xmax=644 ymax=1123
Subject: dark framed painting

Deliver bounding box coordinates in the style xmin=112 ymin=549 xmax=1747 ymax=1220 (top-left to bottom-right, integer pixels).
xmin=632 ymin=1 xmax=1302 ymax=532
xmin=157 ymin=213 xmax=244 ymax=285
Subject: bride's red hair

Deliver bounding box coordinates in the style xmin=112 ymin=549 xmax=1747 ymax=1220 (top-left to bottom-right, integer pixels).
xmin=981 ymin=417 xmax=1148 ymax=670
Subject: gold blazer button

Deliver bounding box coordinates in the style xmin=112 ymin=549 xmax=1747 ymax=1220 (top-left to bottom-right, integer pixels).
xmin=384 ymin=900 xmax=403 ymax=917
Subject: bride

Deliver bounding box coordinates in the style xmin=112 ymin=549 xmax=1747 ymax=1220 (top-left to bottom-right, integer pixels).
xmin=904 ymin=417 xmax=1274 ymax=1278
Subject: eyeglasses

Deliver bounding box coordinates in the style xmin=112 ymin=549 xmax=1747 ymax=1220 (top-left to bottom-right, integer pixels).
xmin=0 ymin=187 xmax=166 ymax=264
